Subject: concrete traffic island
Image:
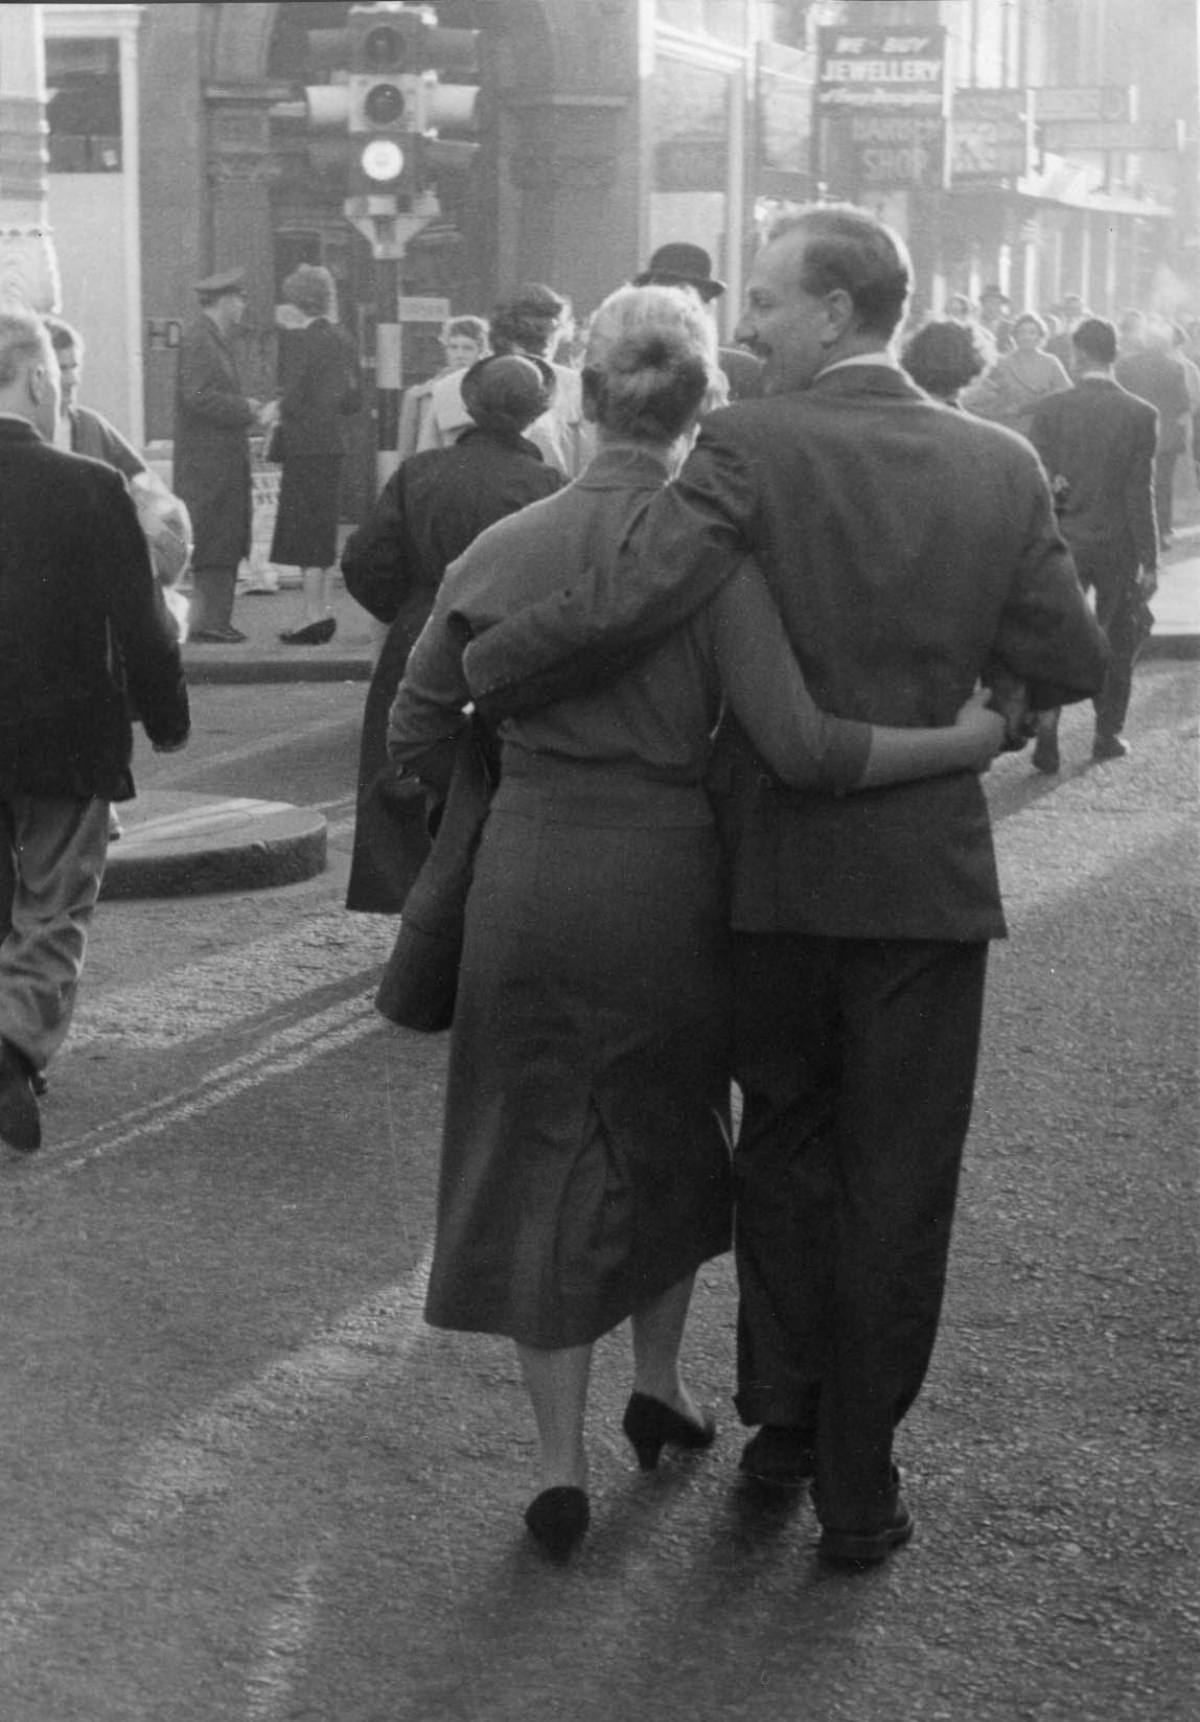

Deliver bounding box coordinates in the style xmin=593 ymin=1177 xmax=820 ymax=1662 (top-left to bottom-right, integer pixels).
xmin=101 ymin=792 xmax=327 ymax=899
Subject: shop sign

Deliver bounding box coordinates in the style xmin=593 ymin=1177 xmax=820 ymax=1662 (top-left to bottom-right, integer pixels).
xmin=397 ymin=297 xmax=451 ymax=323
xmin=950 ymin=88 xmax=1032 ymax=180
xmin=816 ymin=27 xmax=948 ymax=113
xmin=1040 ymin=119 xmax=1184 ymax=155
xmin=1031 ymin=86 xmax=1137 ymax=124
xmin=842 ymin=111 xmax=946 ymax=189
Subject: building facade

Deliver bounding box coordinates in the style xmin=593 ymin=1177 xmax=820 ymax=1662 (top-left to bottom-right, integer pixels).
xmin=31 ymin=0 xmax=1200 ymax=499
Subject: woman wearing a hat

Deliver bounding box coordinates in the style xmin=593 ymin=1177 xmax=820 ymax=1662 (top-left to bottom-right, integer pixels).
xmin=342 ymin=353 xmax=563 ymax=914
xmin=268 ymin=265 xmax=362 ymax=645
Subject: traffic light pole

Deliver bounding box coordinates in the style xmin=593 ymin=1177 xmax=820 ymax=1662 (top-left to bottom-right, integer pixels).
xmin=374 ymin=253 xmax=402 ymax=492
xmin=345 ymin=204 xmax=430 ymax=495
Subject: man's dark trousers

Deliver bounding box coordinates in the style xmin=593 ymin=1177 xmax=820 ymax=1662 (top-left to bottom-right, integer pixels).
xmin=1071 ymin=540 xmax=1144 ymax=740
xmin=733 ymin=932 xmax=988 ymax=1532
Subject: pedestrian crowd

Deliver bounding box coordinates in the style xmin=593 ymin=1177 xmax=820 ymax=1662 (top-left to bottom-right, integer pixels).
xmin=901 ymin=284 xmax=1190 ymax=769
xmin=2 ymin=198 xmax=1182 ymax=1586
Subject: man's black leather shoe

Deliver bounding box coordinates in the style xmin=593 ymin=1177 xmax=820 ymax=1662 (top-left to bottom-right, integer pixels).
xmin=0 ymin=1040 xmax=41 ymax=1153
xmin=1092 ymin=733 xmax=1129 ymax=762
xmin=738 ymin=1425 xmax=816 ymax=1490
xmin=817 ymin=1493 xmax=914 ymax=1568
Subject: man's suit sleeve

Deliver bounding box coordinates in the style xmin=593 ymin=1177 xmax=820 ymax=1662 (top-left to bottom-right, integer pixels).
xmin=94 ymin=469 xmax=190 ymax=748
xmin=178 ymin=328 xmax=255 ymax=428
xmin=1125 ymin=404 xmax=1159 ymax=570
xmin=463 ymin=421 xmax=756 ymax=720
xmin=1026 ymin=396 xmax=1059 ymax=478
xmin=989 ymin=452 xmax=1108 ymax=706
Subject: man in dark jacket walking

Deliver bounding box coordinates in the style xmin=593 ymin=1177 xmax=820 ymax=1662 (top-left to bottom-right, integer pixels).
xmin=1114 ymin=309 xmax=1190 ymax=550
xmin=1029 ymin=317 xmax=1159 ymax=768
xmin=173 ymin=266 xmax=263 ymax=642
xmin=0 ymin=308 xmax=190 ymax=1153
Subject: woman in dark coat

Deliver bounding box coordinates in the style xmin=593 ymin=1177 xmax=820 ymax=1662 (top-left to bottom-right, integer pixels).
xmin=388 ymin=286 xmax=1007 ymax=1561
xmin=342 ymin=355 xmax=563 ymax=913
xmin=268 ymin=265 xmax=361 ymax=644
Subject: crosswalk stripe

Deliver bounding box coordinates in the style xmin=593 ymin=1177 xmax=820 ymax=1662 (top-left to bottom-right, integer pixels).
xmin=72 ymin=909 xmax=389 ymax=1051
xmin=30 ymin=995 xmax=388 ymax=1179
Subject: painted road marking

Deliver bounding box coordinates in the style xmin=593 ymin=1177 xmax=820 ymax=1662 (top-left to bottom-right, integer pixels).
xmin=71 ymin=908 xmax=389 ymax=1051
xmin=28 ymin=994 xmax=387 ymax=1180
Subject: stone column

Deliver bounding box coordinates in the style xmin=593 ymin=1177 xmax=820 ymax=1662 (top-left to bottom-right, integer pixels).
xmin=504 ymin=96 xmax=633 ymax=309
xmin=205 ymin=85 xmax=285 ymax=398
xmin=0 ymin=2 xmax=59 ymax=309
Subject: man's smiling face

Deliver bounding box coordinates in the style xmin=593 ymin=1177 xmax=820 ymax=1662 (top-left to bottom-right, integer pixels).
xmin=734 ymin=230 xmax=837 ymax=396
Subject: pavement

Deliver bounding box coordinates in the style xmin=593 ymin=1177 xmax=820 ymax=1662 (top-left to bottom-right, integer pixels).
xmin=103 ymin=529 xmax=1200 ymax=901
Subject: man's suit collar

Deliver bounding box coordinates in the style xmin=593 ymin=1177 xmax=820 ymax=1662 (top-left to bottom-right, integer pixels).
xmin=807 ymin=362 xmax=921 ymax=402
xmin=0 ymin=416 xmax=41 ymax=444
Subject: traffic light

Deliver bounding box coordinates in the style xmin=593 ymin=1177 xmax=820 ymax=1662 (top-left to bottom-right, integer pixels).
xmin=347 ymin=3 xmax=426 ymax=209
xmin=345 ymin=3 xmax=482 ymax=211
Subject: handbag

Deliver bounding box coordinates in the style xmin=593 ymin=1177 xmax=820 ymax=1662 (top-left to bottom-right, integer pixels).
xmin=264 ymin=423 xmax=285 ymax=463
xmin=374 ymin=716 xmax=497 ymax=1032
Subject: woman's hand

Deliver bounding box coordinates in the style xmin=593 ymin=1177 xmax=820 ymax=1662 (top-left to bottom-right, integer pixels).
xmin=953 ymin=687 xmax=1008 ymax=771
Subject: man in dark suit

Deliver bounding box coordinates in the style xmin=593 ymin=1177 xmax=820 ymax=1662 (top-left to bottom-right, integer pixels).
xmin=173 ymin=266 xmax=263 ymax=642
xmin=462 ymin=204 xmax=1108 ymax=1568
xmin=0 ymin=308 xmax=189 ymax=1153
xmin=1028 ymin=318 xmax=1158 ymax=769
xmin=1114 ymin=310 xmax=1190 ymax=551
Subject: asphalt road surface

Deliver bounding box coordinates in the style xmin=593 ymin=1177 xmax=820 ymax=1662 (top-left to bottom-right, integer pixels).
xmin=1 ymin=665 xmax=1197 ymax=1722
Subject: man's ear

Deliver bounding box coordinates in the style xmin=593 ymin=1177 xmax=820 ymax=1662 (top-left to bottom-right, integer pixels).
xmin=821 ymin=288 xmax=855 ymax=345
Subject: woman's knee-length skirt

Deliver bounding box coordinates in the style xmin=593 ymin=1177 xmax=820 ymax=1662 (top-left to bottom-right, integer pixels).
xmin=423 ymin=762 xmax=734 ymax=1349
xmin=270 ymin=451 xmax=342 ymax=568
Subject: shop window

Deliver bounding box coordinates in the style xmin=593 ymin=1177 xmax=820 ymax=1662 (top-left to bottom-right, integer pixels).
xmin=656 ymin=1 xmax=748 ymax=47
xmin=46 ymin=38 xmax=122 ymax=173
xmin=648 ymin=55 xmax=733 ymax=276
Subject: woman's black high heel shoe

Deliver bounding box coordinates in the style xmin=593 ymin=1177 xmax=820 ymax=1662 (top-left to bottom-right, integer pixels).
xmin=622 ymin=1392 xmax=716 ymax=1472
xmin=524 ymin=1486 xmax=590 ymax=1562
xmin=279 ymin=616 xmax=336 ymax=646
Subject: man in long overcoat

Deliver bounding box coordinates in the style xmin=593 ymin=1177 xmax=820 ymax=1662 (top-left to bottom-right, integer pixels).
xmin=342 ymin=353 xmax=563 ymax=912
xmin=173 ymin=267 xmax=260 ymax=641
xmin=0 ymin=308 xmax=189 ymax=1153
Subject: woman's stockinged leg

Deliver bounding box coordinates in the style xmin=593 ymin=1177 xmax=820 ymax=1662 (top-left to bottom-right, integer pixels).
xmin=516 ymin=1340 xmax=593 ymax=1491
xmin=630 ymin=1273 xmax=702 ymax=1419
xmin=302 ymin=564 xmax=331 ymax=625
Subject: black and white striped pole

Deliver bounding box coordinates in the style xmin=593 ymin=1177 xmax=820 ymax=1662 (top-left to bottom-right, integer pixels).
xmin=374 ymin=252 xmax=402 ymax=492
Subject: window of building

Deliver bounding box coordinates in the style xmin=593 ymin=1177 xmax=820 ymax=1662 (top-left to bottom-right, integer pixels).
xmin=45 ymin=38 xmax=122 ymax=172
xmin=656 ymin=1 xmax=748 ymax=47
xmin=647 ymin=53 xmax=735 ymax=282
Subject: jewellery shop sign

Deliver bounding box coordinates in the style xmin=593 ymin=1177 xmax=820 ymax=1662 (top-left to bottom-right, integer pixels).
xmin=815 ymin=27 xmax=950 ymax=194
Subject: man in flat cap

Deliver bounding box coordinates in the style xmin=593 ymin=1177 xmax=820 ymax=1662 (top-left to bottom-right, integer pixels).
xmin=635 ymin=242 xmax=764 ymax=401
xmin=173 ymin=267 xmax=265 ymax=642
